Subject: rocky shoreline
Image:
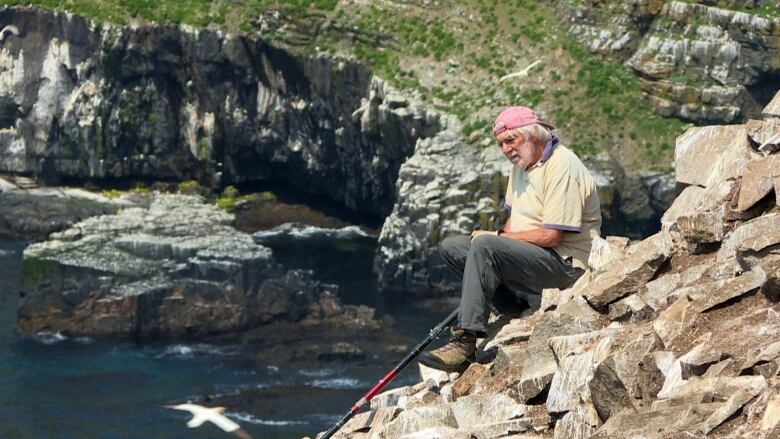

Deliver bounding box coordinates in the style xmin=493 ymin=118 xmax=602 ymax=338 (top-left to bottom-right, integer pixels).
xmin=16 ymin=193 xmax=385 ymax=339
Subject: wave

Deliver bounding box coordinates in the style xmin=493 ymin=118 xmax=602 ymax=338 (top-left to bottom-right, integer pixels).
xmin=252 ymin=223 xmax=372 ymax=241
xmin=154 ymin=343 xmax=239 ymax=359
xmin=0 ymin=249 xmax=12 ymax=257
xmin=307 ymin=377 xmax=364 ymax=390
xmin=33 ymin=331 xmax=93 ymax=345
xmin=297 ymin=368 xmax=336 ymax=378
xmin=227 ymin=412 xmax=308 ymax=426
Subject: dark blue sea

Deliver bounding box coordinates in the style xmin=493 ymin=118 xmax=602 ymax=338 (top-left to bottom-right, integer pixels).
xmin=0 ymin=229 xmax=450 ymax=438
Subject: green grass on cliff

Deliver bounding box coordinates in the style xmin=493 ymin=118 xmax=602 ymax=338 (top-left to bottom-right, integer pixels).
xmin=2 ymin=0 xmax=692 ymax=172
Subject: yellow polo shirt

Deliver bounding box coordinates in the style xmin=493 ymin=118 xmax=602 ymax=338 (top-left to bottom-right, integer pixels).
xmin=505 ymin=144 xmax=602 ymax=269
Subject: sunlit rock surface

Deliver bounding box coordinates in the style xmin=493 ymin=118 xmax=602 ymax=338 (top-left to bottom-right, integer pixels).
xmin=555 ymin=0 xmax=780 ymax=124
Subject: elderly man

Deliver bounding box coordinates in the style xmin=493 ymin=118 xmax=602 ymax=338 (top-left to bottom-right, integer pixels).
xmin=419 ymin=106 xmax=602 ymax=372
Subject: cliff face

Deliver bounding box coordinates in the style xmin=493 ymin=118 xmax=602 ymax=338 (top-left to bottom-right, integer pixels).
xmin=321 ymin=92 xmax=780 ymax=439
xmin=0 ymin=7 xmax=440 ymax=217
xmin=556 ymin=0 xmax=780 ymax=124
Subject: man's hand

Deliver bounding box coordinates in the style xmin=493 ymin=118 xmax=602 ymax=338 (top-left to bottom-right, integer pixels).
xmin=470 ymin=230 xmax=498 ymax=241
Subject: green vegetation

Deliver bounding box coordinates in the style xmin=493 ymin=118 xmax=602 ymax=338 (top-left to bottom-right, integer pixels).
xmin=21 ymin=256 xmax=62 ymax=291
xmin=215 ymin=185 xmax=240 ymax=212
xmin=101 ymin=188 xmax=123 ymax=199
xmin=176 ymin=179 xmax=203 ymax=195
xmin=677 ymin=0 xmax=780 ymax=18
xmin=3 ymin=0 xmax=701 ymax=171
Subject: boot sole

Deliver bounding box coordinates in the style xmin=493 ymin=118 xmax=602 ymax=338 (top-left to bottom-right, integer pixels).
xmin=418 ymin=354 xmax=472 ymax=373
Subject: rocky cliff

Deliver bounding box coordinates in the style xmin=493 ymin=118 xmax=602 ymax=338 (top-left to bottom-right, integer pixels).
xmin=16 ymin=193 xmax=376 ymax=338
xmin=0 ymin=6 xmax=439 ymax=218
xmin=318 ymin=92 xmax=780 ymax=439
xmin=556 ymin=0 xmax=780 ymax=124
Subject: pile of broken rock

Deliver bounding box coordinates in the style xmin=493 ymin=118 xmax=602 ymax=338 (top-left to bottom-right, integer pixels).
xmin=311 ymin=93 xmax=780 ymax=439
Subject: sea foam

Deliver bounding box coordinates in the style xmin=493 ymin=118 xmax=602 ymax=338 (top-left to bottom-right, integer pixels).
xmin=252 ymin=223 xmax=371 ymax=241
xmin=227 ymin=412 xmax=308 ymax=426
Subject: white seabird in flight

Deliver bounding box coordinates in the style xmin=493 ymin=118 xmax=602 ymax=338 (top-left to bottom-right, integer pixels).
xmin=499 ymin=59 xmax=542 ymax=82
xmin=166 ymin=403 xmax=254 ymax=439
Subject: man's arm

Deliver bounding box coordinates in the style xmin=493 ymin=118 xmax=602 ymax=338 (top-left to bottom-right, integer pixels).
xmin=500 ymin=227 xmax=562 ymax=248
xmin=470 ymin=225 xmax=562 ymax=248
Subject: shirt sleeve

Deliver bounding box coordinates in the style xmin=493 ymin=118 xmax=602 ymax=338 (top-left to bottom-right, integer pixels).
xmin=541 ymin=163 xmax=583 ymax=233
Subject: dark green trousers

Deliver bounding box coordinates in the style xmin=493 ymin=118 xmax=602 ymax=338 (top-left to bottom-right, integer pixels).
xmin=439 ymin=235 xmax=584 ymax=335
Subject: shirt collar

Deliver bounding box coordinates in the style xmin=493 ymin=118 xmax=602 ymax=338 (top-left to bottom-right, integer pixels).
xmin=540 ymin=133 xmax=559 ymax=163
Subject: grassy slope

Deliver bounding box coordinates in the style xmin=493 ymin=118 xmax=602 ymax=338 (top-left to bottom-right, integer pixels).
xmin=1 ymin=0 xmax=696 ymax=172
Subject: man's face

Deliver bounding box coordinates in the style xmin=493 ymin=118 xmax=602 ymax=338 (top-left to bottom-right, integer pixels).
xmin=497 ymin=132 xmax=535 ymax=170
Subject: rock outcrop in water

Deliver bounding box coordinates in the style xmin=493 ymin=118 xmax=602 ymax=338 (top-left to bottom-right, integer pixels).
xmin=318 ymin=93 xmax=780 ymax=439
xmin=0 ymin=175 xmax=120 ymax=240
xmin=0 ymin=6 xmax=439 ymax=218
xmin=555 ymin=0 xmax=780 ymax=124
xmin=16 ymin=194 xmax=376 ymax=338
xmin=375 ymin=120 xmax=677 ymax=293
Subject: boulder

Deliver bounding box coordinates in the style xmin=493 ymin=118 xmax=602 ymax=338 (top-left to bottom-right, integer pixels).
xmin=371 ymin=383 xmax=428 ymax=411
xmin=450 ymin=394 xmax=526 ymax=428
xmin=340 ymin=407 xmax=402 ymax=437
xmin=738 ymin=155 xmax=780 ymax=211
xmin=608 ymin=294 xmax=654 ymax=323
xmin=689 ymin=267 xmax=766 ymax=313
xmin=419 ymin=364 xmax=450 ymax=387
xmin=375 ymin=405 xmax=457 ymax=439
xmin=591 ymin=403 xmax=719 ymax=438
xmin=553 ymin=405 xmax=599 ymax=439
xmin=471 ymin=363 xmax=524 ymax=397
xmin=452 ymin=363 xmax=487 ymax=400
xmin=717 ymin=212 xmax=780 ymax=274
xmin=483 ymin=315 xmax=536 ymax=351
xmin=675 ymin=124 xmax=757 ymax=187
xmin=652 ymin=296 xmax=698 ymax=348
xmin=515 ymin=297 xmax=604 ymax=402
xmin=396 ymin=427 xmax=468 ymax=439
xmin=763 ymin=389 xmax=780 ymax=432
xmin=641 ymin=263 xmax=710 ymax=312
xmin=467 ymin=419 xmax=535 ymax=439
xmin=589 ymin=357 xmax=635 ymax=421
xmin=667 ymin=179 xmax=737 ymax=244
xmin=764 ymin=92 xmax=780 ymax=119
xmin=588 ymin=235 xmax=630 ymax=273
xmin=584 ymin=231 xmax=676 ymax=309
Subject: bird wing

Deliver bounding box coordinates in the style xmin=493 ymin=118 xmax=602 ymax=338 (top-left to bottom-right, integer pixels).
xmin=208 ymin=410 xmax=241 ymax=432
xmin=498 ymin=60 xmax=542 ymax=82
xmin=187 ymin=413 xmax=208 ymax=428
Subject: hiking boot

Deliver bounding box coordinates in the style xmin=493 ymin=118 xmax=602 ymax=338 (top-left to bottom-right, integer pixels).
xmin=418 ymin=328 xmax=476 ymax=372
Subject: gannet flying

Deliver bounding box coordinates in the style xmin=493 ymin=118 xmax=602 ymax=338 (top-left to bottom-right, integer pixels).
xmin=166 ymin=403 xmax=254 ymax=439
xmin=0 ymin=25 xmax=19 ymax=43
xmin=499 ymin=60 xmax=542 ymax=82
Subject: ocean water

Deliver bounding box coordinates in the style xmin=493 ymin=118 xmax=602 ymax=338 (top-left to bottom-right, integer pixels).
xmin=0 ymin=229 xmax=450 ymax=439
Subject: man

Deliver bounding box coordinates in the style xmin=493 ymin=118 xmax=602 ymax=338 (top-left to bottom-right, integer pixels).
xmin=419 ymin=106 xmax=602 ymax=372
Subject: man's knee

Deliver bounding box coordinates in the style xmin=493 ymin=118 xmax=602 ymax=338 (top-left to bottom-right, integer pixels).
xmin=439 ymin=235 xmax=470 ymax=260
xmin=467 ymin=234 xmax=501 ymax=258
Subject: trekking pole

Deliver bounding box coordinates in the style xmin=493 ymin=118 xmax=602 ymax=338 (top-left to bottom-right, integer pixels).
xmin=318 ymin=308 xmax=459 ymax=439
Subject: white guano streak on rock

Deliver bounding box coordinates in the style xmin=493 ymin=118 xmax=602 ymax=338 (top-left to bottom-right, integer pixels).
xmin=0 ymin=47 xmax=24 ymax=100
xmin=31 ymin=39 xmax=72 ymax=146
